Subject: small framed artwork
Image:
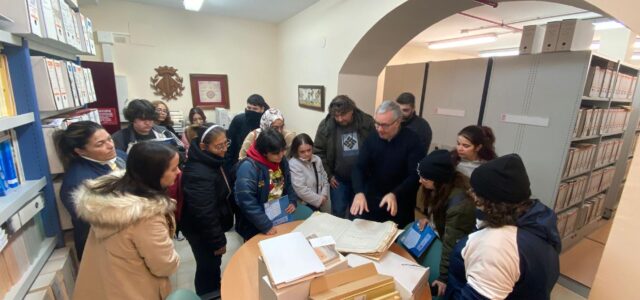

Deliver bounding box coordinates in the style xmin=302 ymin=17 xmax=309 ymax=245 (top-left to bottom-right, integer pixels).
xmin=298 ymin=85 xmax=325 ymax=112
xmin=190 ymin=74 xmax=230 ymax=109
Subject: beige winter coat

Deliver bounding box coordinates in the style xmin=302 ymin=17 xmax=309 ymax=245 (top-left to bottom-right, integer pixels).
xmin=72 ymin=172 xmax=180 ymax=300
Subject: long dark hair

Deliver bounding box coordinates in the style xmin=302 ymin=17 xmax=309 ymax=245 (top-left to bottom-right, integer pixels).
xmin=289 ymin=133 xmax=314 ymax=159
xmin=423 ymin=172 xmax=470 ymax=215
xmin=188 ymin=107 xmax=206 ymax=124
xmin=255 ymin=128 xmax=286 ymax=156
xmin=91 ymin=142 xmax=176 ymax=200
xmin=53 ymin=121 xmax=105 ymax=169
xmin=454 ymin=125 xmax=497 ymax=162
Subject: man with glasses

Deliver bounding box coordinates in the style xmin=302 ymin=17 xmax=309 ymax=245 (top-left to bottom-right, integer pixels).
xmin=314 ymin=95 xmax=375 ymax=218
xmin=351 ymin=100 xmax=425 ymax=227
xmin=226 ymin=94 xmax=270 ymax=169
xmin=396 ymin=92 xmax=432 ymax=151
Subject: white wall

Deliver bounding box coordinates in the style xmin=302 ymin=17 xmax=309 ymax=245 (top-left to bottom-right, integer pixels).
xmin=80 ymin=0 xmax=279 ymax=121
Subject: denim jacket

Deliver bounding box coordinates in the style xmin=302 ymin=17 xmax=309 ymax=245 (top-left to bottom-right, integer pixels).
xmin=234 ymin=157 xmax=298 ymax=240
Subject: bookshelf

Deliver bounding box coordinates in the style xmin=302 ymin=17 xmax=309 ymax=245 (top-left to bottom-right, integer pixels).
xmin=0 ymin=178 xmax=46 ymax=225
xmin=0 ymin=112 xmax=34 ymax=132
xmin=4 ymin=237 xmax=56 ymax=300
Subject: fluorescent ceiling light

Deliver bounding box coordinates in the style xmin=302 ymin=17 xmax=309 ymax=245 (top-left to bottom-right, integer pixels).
xmin=184 ymin=0 xmax=204 ymax=11
xmin=479 ymin=48 xmax=519 ymax=58
xmin=590 ymin=41 xmax=600 ymax=50
xmin=634 ymin=39 xmax=640 ymax=48
xmin=428 ymin=33 xmax=497 ymax=50
xmin=593 ymin=20 xmax=624 ymax=30
xmin=632 ymin=53 xmax=640 ymax=60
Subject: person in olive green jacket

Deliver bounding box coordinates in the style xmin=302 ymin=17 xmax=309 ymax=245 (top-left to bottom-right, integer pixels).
xmin=415 ymin=150 xmax=476 ymax=298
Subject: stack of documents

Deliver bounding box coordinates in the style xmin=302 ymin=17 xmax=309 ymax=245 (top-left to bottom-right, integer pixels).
xmin=294 ymin=212 xmax=400 ymax=259
xmin=258 ymin=232 xmax=326 ymax=289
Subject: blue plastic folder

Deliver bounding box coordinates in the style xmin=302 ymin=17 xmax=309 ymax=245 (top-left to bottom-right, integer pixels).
xmin=398 ymin=221 xmax=437 ymax=258
xmin=263 ymin=195 xmax=292 ymax=226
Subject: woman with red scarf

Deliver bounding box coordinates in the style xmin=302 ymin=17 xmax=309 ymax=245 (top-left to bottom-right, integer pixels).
xmin=234 ymin=128 xmax=298 ymax=240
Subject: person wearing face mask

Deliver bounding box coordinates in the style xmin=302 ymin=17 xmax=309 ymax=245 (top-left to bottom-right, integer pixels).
xmin=180 ymin=125 xmax=234 ymax=300
xmin=55 ymin=121 xmax=127 ymax=260
xmin=234 ymin=128 xmax=298 ymax=240
xmin=225 ymin=94 xmax=270 ymax=169
xmin=288 ymin=133 xmax=329 ymax=212
xmin=453 ymin=125 xmax=497 ymax=178
xmin=446 ymin=154 xmax=560 ymax=300
xmin=414 ymin=150 xmax=476 ymax=298
xmin=238 ymin=108 xmax=296 ymax=160
xmin=112 ymin=99 xmax=184 ymax=153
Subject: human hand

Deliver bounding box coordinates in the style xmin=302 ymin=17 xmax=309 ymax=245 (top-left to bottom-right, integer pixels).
xmin=285 ymin=203 xmax=296 ymax=214
xmin=266 ymin=227 xmax=277 ymax=235
xmin=214 ymin=246 xmax=226 ymax=256
xmin=320 ymin=196 xmax=328 ymax=206
xmin=432 ymin=280 xmax=447 ymax=297
xmin=380 ymin=193 xmax=397 ymax=216
xmin=417 ymin=218 xmax=429 ymax=231
xmin=330 ymin=176 xmax=339 ymax=189
xmin=350 ymin=193 xmax=369 ymax=215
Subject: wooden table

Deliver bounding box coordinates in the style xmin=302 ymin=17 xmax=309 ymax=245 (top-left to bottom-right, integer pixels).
xmin=221 ymin=221 xmax=431 ymax=299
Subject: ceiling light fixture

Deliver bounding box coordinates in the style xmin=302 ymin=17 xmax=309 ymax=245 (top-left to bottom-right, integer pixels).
xmin=590 ymin=41 xmax=600 ymax=50
xmin=428 ymin=33 xmax=498 ymax=50
xmin=478 ymin=48 xmax=519 ymax=58
xmin=184 ymin=0 xmax=204 ymax=11
xmin=632 ymin=53 xmax=640 ymax=60
xmin=593 ymin=20 xmax=624 ymax=30
xmin=633 ymin=38 xmax=640 ymax=49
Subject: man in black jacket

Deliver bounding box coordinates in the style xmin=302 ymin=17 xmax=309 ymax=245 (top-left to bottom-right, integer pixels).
xmin=351 ymin=100 xmax=425 ymax=228
xmin=225 ymin=94 xmax=269 ymax=169
xmin=396 ymin=92 xmax=432 ymax=151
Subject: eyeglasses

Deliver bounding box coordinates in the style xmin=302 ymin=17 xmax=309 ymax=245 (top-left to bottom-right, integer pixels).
xmin=374 ymin=118 xmax=400 ymax=129
xmin=155 ymin=108 xmax=168 ymax=114
xmin=212 ymin=139 xmax=231 ymax=151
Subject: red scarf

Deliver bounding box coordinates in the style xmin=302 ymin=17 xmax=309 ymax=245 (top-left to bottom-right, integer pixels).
xmin=246 ymin=143 xmax=280 ymax=171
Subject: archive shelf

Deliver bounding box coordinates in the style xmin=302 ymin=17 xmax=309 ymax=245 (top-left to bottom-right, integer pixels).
xmin=0 ymin=178 xmax=46 ymax=225
xmin=562 ymin=170 xmax=591 ymax=182
xmin=0 ymin=112 xmax=34 ymax=132
xmin=571 ymin=134 xmax=600 ymax=142
xmin=3 ymin=237 xmax=56 ymax=300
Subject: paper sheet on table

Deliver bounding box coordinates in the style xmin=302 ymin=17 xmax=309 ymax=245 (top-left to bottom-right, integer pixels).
xmin=309 ymin=236 xmax=336 ymax=248
xmin=258 ymin=232 xmax=325 ymax=286
xmin=347 ymin=252 xmax=429 ymax=297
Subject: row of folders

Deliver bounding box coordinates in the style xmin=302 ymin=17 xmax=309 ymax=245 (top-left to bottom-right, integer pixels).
xmin=557 ymin=194 xmax=606 ymax=239
xmin=0 ymin=55 xmax=17 ymax=117
xmin=573 ymin=107 xmax=631 ymax=138
xmin=563 ymin=139 xmax=623 ymax=179
xmin=556 ymin=166 xmax=615 ymax=212
xmin=0 ymin=0 xmax=96 ymax=55
xmin=584 ymin=65 xmax=637 ymax=100
xmin=0 ymin=218 xmax=46 ymax=299
xmin=0 ymin=130 xmax=25 ymax=196
xmin=31 ymin=56 xmax=97 ymax=111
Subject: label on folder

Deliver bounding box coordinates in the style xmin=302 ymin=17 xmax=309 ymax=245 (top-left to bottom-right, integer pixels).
xmin=264 ymin=195 xmax=292 ymax=226
xmin=398 ymin=222 xmax=436 ymax=258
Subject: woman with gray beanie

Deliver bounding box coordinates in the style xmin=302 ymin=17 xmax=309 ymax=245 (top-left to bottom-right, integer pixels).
xmin=446 ymin=153 xmax=561 ymax=300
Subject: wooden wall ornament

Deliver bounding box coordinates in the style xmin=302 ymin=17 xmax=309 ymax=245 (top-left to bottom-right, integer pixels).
xmin=149 ymin=66 xmax=185 ymax=100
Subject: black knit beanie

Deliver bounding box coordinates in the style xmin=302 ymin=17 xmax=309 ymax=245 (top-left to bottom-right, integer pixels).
xmin=470 ymin=153 xmax=531 ymax=204
xmin=417 ymin=150 xmax=455 ymax=183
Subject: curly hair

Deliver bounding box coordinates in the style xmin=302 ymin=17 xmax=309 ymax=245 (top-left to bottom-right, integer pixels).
xmin=472 ymin=195 xmax=533 ymax=228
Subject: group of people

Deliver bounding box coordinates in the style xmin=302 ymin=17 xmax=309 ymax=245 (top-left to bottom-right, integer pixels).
xmin=53 ymin=92 xmax=561 ymax=300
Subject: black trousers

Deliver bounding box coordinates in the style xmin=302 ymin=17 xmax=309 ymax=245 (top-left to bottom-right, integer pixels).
xmin=183 ymin=232 xmax=223 ymax=298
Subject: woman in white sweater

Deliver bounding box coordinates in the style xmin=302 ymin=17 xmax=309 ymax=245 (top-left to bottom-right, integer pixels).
xmin=288 ymin=133 xmax=329 ymax=211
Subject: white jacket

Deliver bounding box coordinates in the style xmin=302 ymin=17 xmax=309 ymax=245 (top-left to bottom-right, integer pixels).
xmin=288 ymin=155 xmax=329 ymax=208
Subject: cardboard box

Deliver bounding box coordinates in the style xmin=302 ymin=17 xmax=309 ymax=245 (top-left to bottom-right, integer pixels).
xmin=258 ymin=253 xmax=349 ymax=300
xmin=519 ymin=25 xmax=544 ymax=54
xmin=542 ymin=21 xmax=562 ymax=53
xmin=309 ymin=263 xmax=399 ymax=300
xmin=555 ymin=19 xmax=595 ymax=52
xmin=29 ymin=272 xmax=70 ymax=300
xmin=24 ymin=288 xmax=55 ymax=300
xmin=41 ymin=249 xmax=76 ymax=298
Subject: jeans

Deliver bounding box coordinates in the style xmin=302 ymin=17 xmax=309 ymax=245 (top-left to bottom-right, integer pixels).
xmin=330 ymin=178 xmax=354 ymax=218
xmin=183 ymin=232 xmax=223 ymax=298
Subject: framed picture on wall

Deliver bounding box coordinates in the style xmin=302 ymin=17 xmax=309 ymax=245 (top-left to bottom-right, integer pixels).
xmin=298 ymin=85 xmax=325 ymax=112
xmin=190 ymin=74 xmax=230 ymax=109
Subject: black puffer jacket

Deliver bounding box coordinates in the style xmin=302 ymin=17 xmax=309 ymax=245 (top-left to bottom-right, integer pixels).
xmin=180 ymin=140 xmax=234 ymax=250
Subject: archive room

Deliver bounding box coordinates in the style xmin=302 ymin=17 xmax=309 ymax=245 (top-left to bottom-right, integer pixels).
xmin=1 ymin=0 xmax=640 ymax=299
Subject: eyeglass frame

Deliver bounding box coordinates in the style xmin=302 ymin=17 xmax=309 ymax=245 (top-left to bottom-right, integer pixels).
xmin=374 ymin=117 xmax=400 ymax=129
xmin=210 ymin=139 xmax=231 ymax=151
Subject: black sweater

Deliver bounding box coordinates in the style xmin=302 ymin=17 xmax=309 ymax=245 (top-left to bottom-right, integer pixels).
xmin=352 ymin=127 xmax=425 ymax=227
xmin=402 ymin=113 xmax=432 ymax=151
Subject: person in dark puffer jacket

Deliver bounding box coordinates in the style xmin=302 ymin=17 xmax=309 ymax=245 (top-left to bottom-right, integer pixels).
xmin=180 ymin=125 xmax=234 ymax=300
xmin=445 ymin=154 xmax=561 ymax=300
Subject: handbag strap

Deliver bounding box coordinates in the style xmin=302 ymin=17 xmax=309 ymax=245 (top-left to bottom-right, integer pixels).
xmin=312 ymin=162 xmax=319 ymax=194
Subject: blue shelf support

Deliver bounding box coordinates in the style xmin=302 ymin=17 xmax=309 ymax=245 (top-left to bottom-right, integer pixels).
xmin=4 ymin=40 xmax=63 ymax=245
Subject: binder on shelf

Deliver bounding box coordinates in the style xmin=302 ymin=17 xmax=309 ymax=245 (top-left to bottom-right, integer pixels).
xmin=39 ymin=0 xmax=58 ymax=41
xmin=0 ymin=55 xmax=17 ymax=117
xmin=519 ymin=25 xmax=544 ymax=55
xmin=30 ymin=56 xmax=64 ymax=111
xmin=541 ymin=21 xmax=561 ymax=53
xmin=50 ymin=0 xmax=66 ymax=43
xmin=52 ymin=60 xmax=70 ymax=108
xmin=64 ymin=61 xmax=80 ymax=107
xmin=59 ymin=0 xmax=77 ymax=49
xmin=73 ymin=64 xmax=88 ymax=105
xmin=72 ymin=12 xmax=86 ymax=53
xmin=555 ymin=19 xmax=594 ymax=52
xmin=600 ymin=62 xmax=617 ymax=98
xmin=0 ymin=0 xmax=43 ymax=37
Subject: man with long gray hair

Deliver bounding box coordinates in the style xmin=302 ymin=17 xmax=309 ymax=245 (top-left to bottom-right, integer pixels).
xmin=350 ymin=100 xmax=425 ymax=227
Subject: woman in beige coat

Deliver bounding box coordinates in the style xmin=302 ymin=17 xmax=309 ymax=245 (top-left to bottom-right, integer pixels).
xmin=73 ymin=142 xmax=181 ymax=300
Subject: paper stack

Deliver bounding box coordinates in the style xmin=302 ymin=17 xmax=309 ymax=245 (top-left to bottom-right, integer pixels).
xmin=294 ymin=212 xmax=400 ymax=260
xmin=258 ymin=232 xmax=326 ymax=289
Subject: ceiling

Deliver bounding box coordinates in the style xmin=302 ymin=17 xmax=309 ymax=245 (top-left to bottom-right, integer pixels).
xmin=117 ymin=0 xmax=320 ymax=23
xmin=408 ymin=1 xmax=604 ymax=56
